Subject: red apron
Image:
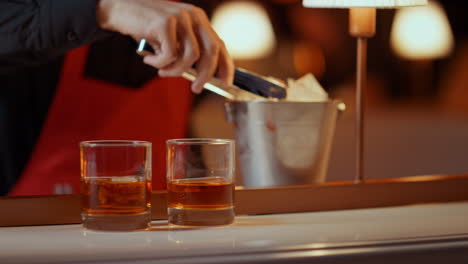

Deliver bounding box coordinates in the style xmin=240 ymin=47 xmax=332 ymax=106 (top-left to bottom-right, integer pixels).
xmin=10 ymin=46 xmax=192 ymax=196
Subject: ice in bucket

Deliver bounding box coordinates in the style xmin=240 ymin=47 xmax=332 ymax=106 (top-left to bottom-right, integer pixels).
xmin=225 ymin=73 xmax=344 ymax=188
xmin=286 ymin=73 xmax=328 ymax=102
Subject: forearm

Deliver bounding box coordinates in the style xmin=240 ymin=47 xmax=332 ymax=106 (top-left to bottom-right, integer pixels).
xmin=0 ymin=0 xmax=110 ymax=72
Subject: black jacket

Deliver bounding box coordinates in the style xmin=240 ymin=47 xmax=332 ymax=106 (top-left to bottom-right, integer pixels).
xmin=0 ymin=0 xmax=156 ymax=195
xmin=0 ymin=0 xmax=107 ymax=72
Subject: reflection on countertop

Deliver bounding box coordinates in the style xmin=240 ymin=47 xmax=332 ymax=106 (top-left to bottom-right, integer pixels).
xmin=1 ymin=201 xmax=468 ymax=264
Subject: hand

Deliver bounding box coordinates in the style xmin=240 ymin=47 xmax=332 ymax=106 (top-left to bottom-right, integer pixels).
xmin=97 ymin=0 xmax=234 ymax=93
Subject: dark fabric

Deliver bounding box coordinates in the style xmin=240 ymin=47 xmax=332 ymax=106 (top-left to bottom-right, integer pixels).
xmin=0 ymin=58 xmax=63 ymax=195
xmin=0 ymin=0 xmax=109 ymax=73
xmin=85 ymin=35 xmax=158 ymax=88
xmin=0 ymin=0 xmax=112 ymax=195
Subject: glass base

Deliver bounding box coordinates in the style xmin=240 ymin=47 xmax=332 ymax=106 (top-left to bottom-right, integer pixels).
xmin=81 ymin=212 xmax=151 ymax=231
xmin=168 ymin=207 xmax=235 ymax=226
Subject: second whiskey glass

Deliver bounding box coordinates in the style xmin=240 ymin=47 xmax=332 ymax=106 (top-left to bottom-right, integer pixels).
xmin=166 ymin=139 xmax=235 ymax=226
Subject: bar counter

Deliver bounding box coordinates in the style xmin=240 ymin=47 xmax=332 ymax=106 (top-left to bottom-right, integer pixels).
xmin=1 ymin=201 xmax=468 ymax=264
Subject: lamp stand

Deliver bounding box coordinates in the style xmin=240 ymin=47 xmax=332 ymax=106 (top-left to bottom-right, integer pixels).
xmin=349 ymin=8 xmax=376 ymax=183
xmin=356 ymin=37 xmax=367 ymax=183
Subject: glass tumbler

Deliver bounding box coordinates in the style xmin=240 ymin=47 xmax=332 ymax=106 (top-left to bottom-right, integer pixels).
xmin=166 ymin=139 xmax=235 ymax=226
xmin=80 ymin=140 xmax=152 ymax=231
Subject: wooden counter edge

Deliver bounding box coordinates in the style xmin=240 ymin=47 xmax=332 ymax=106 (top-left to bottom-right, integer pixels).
xmin=1 ymin=174 xmax=468 ymax=227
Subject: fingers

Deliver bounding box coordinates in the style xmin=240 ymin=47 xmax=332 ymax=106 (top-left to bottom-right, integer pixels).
xmin=137 ymin=2 xmax=235 ymax=94
xmin=158 ymin=10 xmax=200 ymax=78
xmin=143 ymin=16 xmax=178 ymax=68
xmin=188 ymin=7 xmax=234 ymax=93
xmin=191 ymin=39 xmax=219 ymax=93
xmin=216 ymin=43 xmax=235 ymax=88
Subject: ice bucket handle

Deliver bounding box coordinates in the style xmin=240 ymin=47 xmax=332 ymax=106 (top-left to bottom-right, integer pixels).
xmin=336 ymin=101 xmax=346 ymax=117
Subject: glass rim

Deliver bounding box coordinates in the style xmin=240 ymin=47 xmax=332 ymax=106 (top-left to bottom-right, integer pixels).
xmin=80 ymin=140 xmax=151 ymax=147
xmin=166 ymin=138 xmax=234 ymax=145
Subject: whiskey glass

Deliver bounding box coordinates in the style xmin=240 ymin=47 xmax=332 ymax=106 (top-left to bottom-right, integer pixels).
xmin=80 ymin=140 xmax=152 ymax=231
xmin=166 ymin=139 xmax=235 ymax=226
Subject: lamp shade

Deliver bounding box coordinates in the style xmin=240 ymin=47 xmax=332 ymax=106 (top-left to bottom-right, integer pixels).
xmin=303 ymin=0 xmax=427 ymax=8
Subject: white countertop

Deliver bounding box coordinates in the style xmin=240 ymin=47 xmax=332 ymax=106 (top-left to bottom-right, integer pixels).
xmin=1 ymin=201 xmax=468 ymax=264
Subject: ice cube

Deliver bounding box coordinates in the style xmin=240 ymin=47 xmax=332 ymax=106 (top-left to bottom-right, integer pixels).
xmin=286 ymin=74 xmax=328 ymax=102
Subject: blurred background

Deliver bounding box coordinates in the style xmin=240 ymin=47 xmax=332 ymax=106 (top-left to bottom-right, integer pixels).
xmin=187 ymin=0 xmax=468 ymax=182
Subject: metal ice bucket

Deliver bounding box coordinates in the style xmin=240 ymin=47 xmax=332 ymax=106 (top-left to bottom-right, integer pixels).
xmin=225 ymin=100 xmax=344 ymax=188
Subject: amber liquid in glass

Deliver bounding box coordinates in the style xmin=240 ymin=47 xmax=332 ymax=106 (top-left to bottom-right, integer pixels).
xmin=167 ymin=176 xmax=235 ymax=226
xmin=81 ymin=176 xmax=151 ymax=231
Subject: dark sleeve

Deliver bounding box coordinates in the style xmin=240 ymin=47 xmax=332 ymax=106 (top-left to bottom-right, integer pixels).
xmin=0 ymin=0 xmax=111 ymax=73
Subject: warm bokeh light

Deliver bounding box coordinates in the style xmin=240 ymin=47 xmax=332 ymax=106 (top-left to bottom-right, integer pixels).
xmin=293 ymin=42 xmax=326 ymax=78
xmin=390 ymin=0 xmax=454 ymax=60
xmin=211 ymin=1 xmax=276 ymax=60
